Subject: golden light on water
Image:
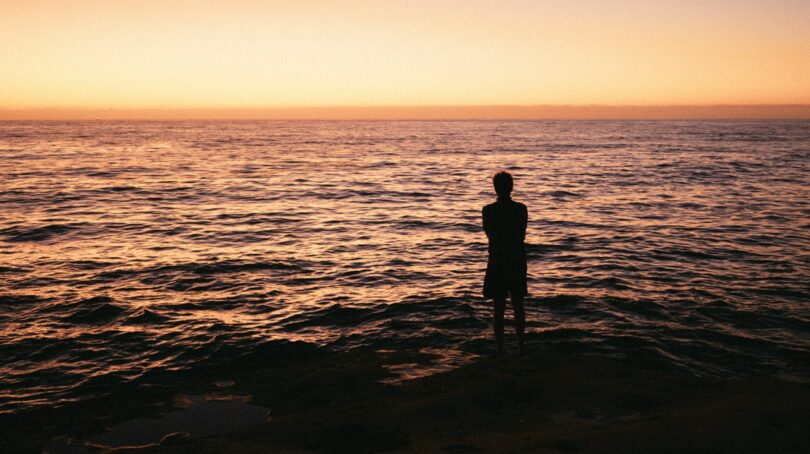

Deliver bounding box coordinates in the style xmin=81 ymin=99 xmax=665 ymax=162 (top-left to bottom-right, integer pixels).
xmin=2 ymin=0 xmax=810 ymax=113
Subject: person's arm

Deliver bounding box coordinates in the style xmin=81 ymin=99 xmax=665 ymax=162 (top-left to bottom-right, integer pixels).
xmin=482 ymin=206 xmax=493 ymax=241
xmin=519 ymin=204 xmax=528 ymax=243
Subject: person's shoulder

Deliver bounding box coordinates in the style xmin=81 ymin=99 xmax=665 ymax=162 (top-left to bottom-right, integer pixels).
xmin=483 ymin=202 xmax=498 ymax=212
xmin=512 ymin=200 xmax=527 ymax=211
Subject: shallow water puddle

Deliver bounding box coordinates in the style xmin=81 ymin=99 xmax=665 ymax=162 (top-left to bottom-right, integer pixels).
xmin=45 ymin=394 xmax=270 ymax=452
xmin=87 ymin=395 xmax=270 ymax=449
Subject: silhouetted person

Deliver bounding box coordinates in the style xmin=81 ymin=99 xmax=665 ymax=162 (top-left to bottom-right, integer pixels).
xmin=483 ymin=171 xmax=527 ymax=356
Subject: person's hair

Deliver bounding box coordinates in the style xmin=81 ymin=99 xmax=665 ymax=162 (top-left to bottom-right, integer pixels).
xmin=492 ymin=171 xmax=513 ymax=197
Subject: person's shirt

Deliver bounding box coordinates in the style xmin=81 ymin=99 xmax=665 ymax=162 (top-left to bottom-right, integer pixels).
xmin=482 ymin=196 xmax=527 ymax=260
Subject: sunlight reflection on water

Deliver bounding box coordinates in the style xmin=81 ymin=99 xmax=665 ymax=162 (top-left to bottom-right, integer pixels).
xmin=1 ymin=120 xmax=809 ymax=413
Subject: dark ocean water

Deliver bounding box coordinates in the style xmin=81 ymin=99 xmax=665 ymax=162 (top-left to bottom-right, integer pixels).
xmin=1 ymin=120 xmax=809 ymax=415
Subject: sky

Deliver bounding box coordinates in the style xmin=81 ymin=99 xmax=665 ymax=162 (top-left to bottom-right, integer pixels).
xmin=1 ymin=0 xmax=810 ymax=113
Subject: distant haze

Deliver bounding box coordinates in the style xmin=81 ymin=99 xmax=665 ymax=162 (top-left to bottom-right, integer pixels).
xmin=2 ymin=1 xmax=810 ymax=110
xmin=2 ymin=105 xmax=810 ymax=120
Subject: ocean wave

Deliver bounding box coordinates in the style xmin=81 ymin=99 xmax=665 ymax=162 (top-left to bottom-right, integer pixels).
xmin=62 ymin=296 xmax=127 ymax=324
xmin=1 ymin=223 xmax=83 ymax=242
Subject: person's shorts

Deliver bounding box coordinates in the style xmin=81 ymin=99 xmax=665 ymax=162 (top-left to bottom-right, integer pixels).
xmin=483 ymin=256 xmax=527 ymax=299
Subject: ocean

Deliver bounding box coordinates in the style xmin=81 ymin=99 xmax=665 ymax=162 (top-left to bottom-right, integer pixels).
xmin=1 ymin=120 xmax=808 ymax=415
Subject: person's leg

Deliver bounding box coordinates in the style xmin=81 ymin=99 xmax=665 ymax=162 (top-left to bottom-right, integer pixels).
xmin=493 ymin=297 xmax=506 ymax=356
xmin=511 ymin=294 xmax=525 ymax=355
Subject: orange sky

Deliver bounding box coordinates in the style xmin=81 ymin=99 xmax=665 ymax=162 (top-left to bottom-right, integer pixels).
xmin=2 ymin=0 xmax=810 ymax=113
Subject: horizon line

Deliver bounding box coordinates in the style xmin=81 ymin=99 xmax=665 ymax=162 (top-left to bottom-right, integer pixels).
xmin=2 ymin=104 xmax=810 ymax=121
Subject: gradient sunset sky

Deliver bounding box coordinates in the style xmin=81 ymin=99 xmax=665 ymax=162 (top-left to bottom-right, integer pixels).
xmin=2 ymin=0 xmax=809 ymax=112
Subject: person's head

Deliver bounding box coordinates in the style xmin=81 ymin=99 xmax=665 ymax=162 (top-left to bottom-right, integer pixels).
xmin=492 ymin=171 xmax=513 ymax=198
